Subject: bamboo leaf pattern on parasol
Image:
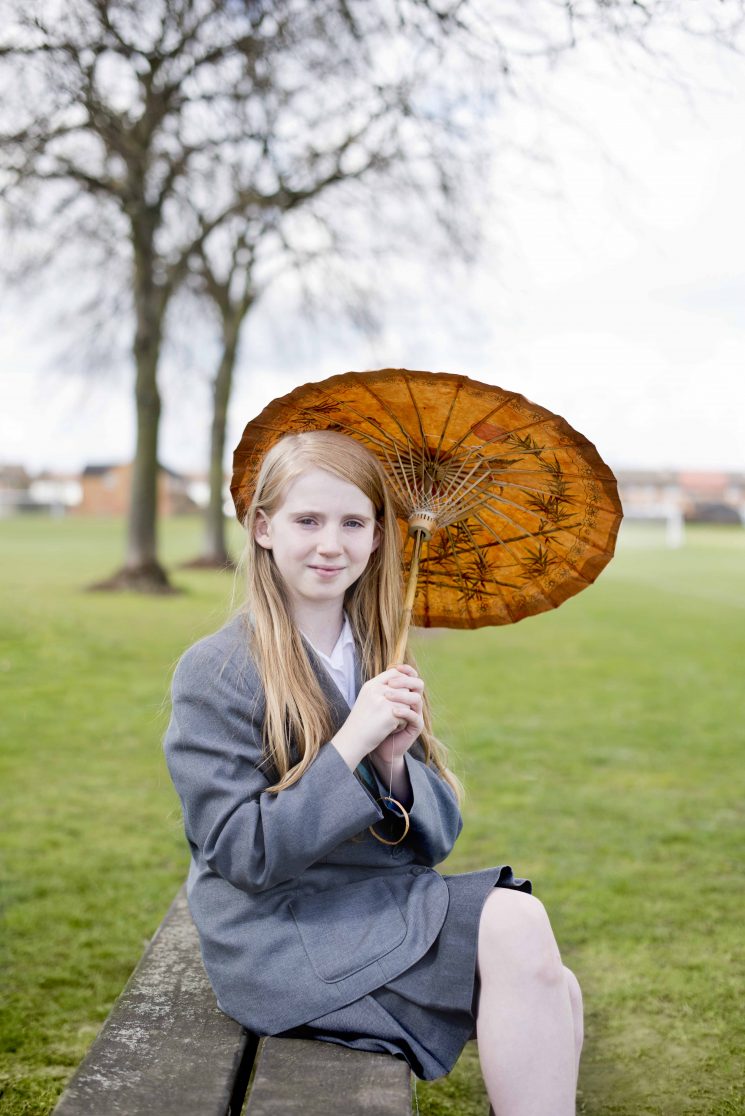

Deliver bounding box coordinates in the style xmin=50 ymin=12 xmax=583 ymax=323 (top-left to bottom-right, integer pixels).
xmin=231 ymin=369 xmax=623 ymax=646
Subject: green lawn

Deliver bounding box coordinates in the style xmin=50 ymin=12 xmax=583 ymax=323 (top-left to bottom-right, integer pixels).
xmin=1 ymin=517 xmax=743 ymax=1115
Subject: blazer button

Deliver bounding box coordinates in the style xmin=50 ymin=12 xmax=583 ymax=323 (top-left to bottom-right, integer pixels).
xmin=410 ymin=866 xmax=428 ymax=876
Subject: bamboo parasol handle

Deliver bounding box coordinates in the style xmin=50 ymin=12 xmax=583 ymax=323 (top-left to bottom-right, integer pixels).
xmin=390 ymin=528 xmax=425 ymax=666
xmin=387 ymin=529 xmax=425 ymax=732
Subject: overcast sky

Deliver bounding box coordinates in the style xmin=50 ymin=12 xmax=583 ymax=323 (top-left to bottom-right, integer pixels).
xmin=2 ymin=25 xmax=744 ymax=478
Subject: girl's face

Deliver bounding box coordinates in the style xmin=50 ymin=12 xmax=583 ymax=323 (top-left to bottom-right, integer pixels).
xmin=254 ymin=467 xmax=381 ymax=612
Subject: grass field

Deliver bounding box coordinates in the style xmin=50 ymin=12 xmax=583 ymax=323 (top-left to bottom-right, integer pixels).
xmin=1 ymin=517 xmax=743 ymax=1115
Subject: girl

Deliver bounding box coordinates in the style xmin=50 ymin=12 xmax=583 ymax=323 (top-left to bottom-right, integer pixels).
xmin=164 ymin=429 xmax=583 ymax=1115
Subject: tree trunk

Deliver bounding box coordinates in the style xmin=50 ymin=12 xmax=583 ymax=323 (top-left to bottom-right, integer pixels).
xmin=184 ymin=317 xmax=240 ymax=569
xmin=125 ymin=338 xmax=165 ymax=575
xmin=91 ymin=216 xmax=173 ymax=592
xmin=206 ymin=323 xmax=239 ymax=564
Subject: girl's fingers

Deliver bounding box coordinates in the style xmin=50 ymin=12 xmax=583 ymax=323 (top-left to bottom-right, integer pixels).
xmin=390 ymin=693 xmax=423 ymax=717
xmin=392 ymin=703 xmax=421 ymax=724
xmin=388 ymin=702 xmax=417 ymax=720
xmin=384 ymin=687 xmax=421 ymax=707
xmin=388 ymin=663 xmax=420 ymax=679
xmin=386 ymin=673 xmax=424 ymax=691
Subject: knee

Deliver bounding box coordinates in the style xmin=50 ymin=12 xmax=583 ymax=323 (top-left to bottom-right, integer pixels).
xmin=478 ymin=890 xmax=565 ymax=986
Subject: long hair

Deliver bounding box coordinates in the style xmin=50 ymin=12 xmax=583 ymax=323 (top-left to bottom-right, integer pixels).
xmin=238 ymin=429 xmax=462 ymax=802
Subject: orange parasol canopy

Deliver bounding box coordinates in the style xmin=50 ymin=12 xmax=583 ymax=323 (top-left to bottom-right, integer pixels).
xmin=232 ymin=368 xmax=622 ymax=641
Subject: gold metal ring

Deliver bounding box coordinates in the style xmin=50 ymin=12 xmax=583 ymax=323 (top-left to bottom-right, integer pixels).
xmin=368 ymin=796 xmax=410 ymax=846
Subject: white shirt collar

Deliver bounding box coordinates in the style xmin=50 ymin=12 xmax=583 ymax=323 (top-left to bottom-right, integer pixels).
xmin=302 ymin=611 xmax=357 ymax=707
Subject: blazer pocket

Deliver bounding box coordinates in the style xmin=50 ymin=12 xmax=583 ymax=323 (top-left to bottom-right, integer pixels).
xmin=289 ymin=878 xmax=407 ymax=983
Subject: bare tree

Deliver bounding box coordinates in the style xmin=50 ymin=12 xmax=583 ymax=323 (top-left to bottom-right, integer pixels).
xmin=180 ymin=199 xmax=393 ymax=570
xmin=1 ymin=0 xmax=481 ymax=589
xmin=2 ymin=0 xmax=743 ymax=589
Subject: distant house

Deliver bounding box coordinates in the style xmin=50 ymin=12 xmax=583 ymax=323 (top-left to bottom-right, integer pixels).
xmin=78 ymin=462 xmax=201 ymax=516
xmin=29 ymin=472 xmax=82 ymax=514
xmin=0 ymin=465 xmax=33 ymax=516
xmin=677 ymin=471 xmax=745 ymax=524
xmin=616 ymin=469 xmax=745 ymax=525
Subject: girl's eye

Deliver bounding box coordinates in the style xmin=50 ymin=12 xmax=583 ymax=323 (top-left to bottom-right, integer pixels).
xmin=295 ymin=517 xmax=364 ymax=527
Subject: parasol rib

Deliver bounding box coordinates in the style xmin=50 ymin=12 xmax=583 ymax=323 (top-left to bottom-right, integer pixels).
xmin=403 ymin=375 xmax=431 ymax=463
xmin=469 ymin=508 xmax=542 ymax=570
xmin=433 ymin=379 xmax=465 ymax=467
xmin=356 ymin=379 xmax=425 ymax=453
xmin=444 ymin=393 xmax=520 ymax=458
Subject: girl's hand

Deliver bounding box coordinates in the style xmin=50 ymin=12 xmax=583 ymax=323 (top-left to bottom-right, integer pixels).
xmin=370 ymin=663 xmax=424 ymax=764
xmin=330 ymin=664 xmax=424 ymax=770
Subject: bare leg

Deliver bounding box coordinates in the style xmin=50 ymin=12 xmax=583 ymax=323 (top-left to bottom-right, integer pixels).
xmin=479 ymin=966 xmax=583 ymax=1114
xmin=563 ymin=965 xmax=584 ymax=1087
xmin=475 ymin=890 xmax=578 ymax=1116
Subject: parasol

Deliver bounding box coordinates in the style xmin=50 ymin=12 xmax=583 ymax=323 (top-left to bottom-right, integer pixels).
xmin=231 ymin=367 xmax=623 ymax=661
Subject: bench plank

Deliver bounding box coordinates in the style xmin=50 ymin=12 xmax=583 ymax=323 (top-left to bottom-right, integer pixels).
xmin=244 ymin=1036 xmax=412 ymax=1115
xmin=53 ymin=886 xmax=255 ymax=1116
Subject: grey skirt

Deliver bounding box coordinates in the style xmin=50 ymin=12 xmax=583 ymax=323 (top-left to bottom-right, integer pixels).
xmin=276 ymin=864 xmax=532 ymax=1081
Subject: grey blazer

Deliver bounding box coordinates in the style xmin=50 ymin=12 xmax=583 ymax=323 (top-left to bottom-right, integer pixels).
xmin=163 ymin=613 xmax=463 ymax=1036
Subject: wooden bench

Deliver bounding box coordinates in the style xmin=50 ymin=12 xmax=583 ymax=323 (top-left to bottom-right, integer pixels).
xmin=52 ymin=885 xmax=413 ymax=1116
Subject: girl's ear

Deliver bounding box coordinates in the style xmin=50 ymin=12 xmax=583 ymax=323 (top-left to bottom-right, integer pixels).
xmin=371 ymin=521 xmax=382 ymax=552
xmin=254 ymin=510 xmax=273 ymax=550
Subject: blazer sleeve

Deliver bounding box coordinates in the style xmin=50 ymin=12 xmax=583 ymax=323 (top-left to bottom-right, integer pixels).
xmin=163 ymin=640 xmax=384 ymax=894
xmin=367 ymin=742 xmax=463 ymax=866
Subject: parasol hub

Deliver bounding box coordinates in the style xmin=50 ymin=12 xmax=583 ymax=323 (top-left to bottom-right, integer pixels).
xmin=407 ymin=510 xmax=437 ymax=539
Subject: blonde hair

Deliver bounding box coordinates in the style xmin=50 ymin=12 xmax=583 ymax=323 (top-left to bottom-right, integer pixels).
xmin=238 ymin=429 xmax=462 ymax=802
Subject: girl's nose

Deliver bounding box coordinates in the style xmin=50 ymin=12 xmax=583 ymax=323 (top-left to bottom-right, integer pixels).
xmin=317 ymin=525 xmax=343 ymax=554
